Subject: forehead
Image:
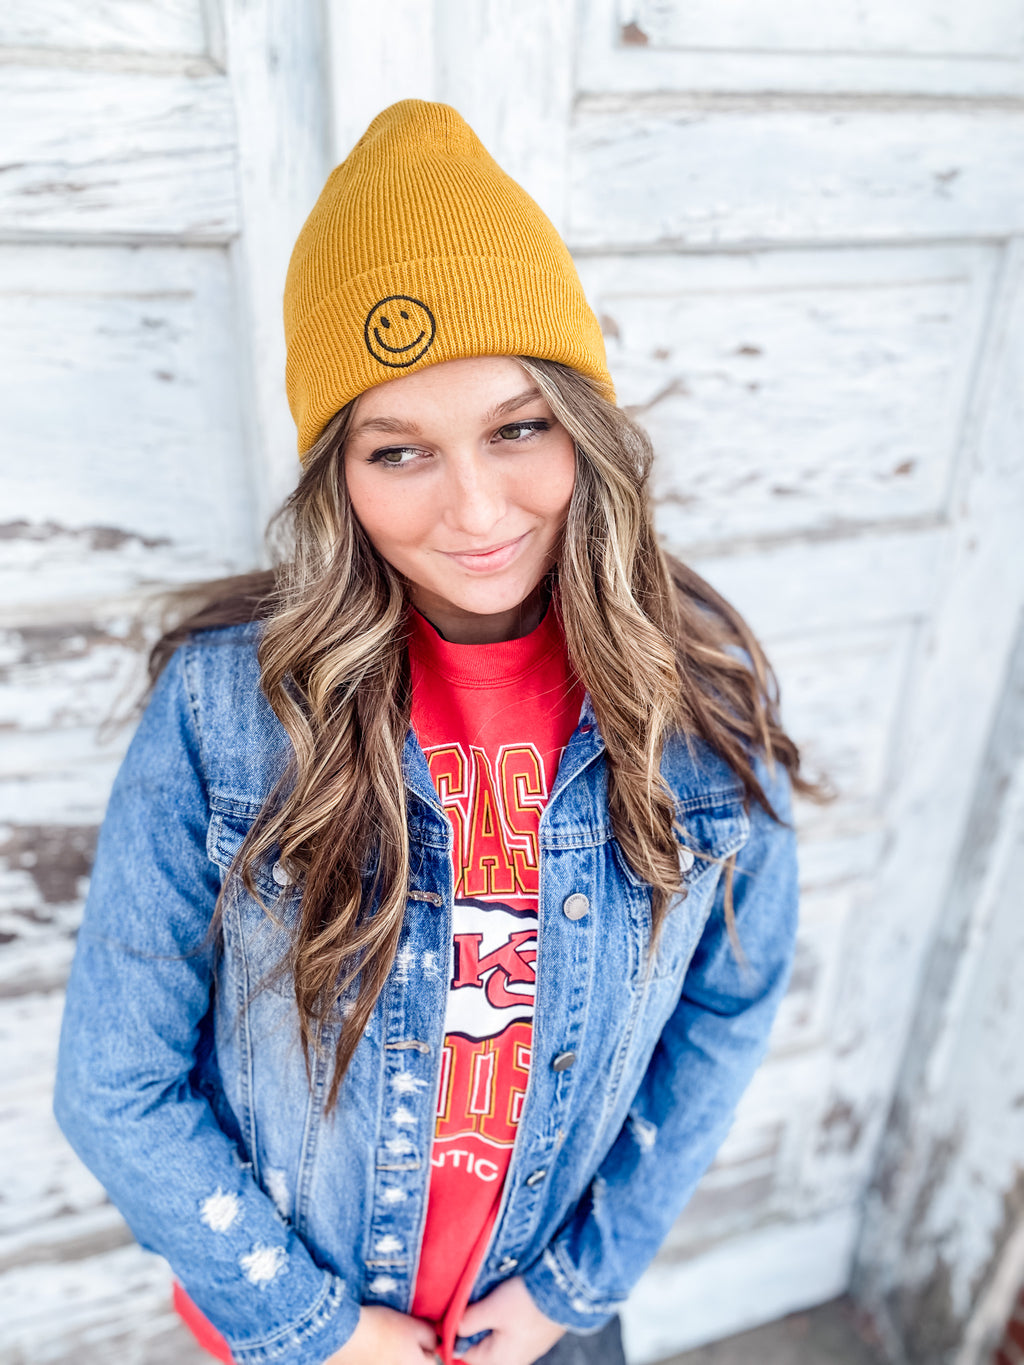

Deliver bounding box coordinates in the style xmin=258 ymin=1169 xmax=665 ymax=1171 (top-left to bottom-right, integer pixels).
xmin=352 ymin=356 xmax=535 ymax=421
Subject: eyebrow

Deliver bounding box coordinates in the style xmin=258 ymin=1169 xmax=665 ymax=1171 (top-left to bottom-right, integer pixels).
xmin=349 ymin=387 xmax=546 ymax=441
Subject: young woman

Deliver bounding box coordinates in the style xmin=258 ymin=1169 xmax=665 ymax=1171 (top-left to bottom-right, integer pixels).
xmin=54 ymin=101 xmax=811 ymax=1365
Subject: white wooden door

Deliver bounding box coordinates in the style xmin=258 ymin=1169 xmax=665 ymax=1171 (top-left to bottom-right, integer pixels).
xmin=0 ymin=2 xmax=328 ymax=1356
xmin=332 ymin=0 xmax=1024 ymax=1354
xmin=3 ymin=1 xmax=1024 ymax=1359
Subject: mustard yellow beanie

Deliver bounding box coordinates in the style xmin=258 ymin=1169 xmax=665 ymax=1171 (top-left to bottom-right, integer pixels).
xmin=283 ymin=100 xmax=613 ymax=457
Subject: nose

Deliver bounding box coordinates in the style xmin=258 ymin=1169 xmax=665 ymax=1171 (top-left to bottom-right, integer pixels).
xmin=442 ymin=451 xmax=507 ymax=537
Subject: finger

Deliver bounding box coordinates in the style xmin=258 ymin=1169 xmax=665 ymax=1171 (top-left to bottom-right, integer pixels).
xmin=457 ymin=1299 xmax=493 ymax=1337
xmin=409 ymin=1316 xmax=440 ymax=1351
xmin=459 ymin=1342 xmax=489 ymax=1365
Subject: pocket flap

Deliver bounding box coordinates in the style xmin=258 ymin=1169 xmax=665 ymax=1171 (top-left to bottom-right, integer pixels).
xmin=206 ymin=807 xmax=282 ymax=902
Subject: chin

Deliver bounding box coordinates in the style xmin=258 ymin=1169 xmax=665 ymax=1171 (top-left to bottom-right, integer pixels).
xmin=442 ymin=575 xmax=544 ymax=618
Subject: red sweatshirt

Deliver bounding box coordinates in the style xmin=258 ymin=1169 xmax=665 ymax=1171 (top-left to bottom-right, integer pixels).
xmin=407 ymin=604 xmax=582 ymax=1363
xmin=175 ymin=604 xmax=582 ymax=1365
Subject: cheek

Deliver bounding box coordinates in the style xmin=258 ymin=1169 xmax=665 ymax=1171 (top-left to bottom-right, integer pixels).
xmin=344 ymin=462 xmax=431 ymax=557
xmin=527 ymin=438 xmax=576 ymax=525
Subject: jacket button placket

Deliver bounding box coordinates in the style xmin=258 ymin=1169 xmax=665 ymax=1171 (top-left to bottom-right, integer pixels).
xmin=364 ymin=847 xmax=450 ymax=1310
xmin=496 ymin=863 xmax=594 ymax=1257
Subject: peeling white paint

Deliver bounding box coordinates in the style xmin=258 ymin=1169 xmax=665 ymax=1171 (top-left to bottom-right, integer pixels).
xmin=200 ymin=1188 xmax=240 ymax=1234
xmin=7 ymin=5 xmax=1024 ymax=1360
xmin=264 ymin=1167 xmax=289 ymax=1219
xmin=239 ymin=1243 xmax=288 ymax=1286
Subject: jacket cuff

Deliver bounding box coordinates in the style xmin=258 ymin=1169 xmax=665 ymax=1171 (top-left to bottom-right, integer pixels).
xmin=521 ymin=1247 xmax=622 ymax=1336
xmin=229 ymin=1274 xmax=360 ymax=1365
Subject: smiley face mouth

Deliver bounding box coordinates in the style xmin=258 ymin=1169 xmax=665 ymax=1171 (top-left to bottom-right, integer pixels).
xmin=364 ymin=295 xmax=436 ymax=368
xmin=373 ymin=327 xmax=426 ymax=354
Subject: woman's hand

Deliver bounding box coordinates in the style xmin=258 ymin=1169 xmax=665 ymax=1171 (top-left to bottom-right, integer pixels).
xmin=322 ymin=1305 xmax=438 ymax=1365
xmin=457 ymin=1276 xmax=565 ymax=1365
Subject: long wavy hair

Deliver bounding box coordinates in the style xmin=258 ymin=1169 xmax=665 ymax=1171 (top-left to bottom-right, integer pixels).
xmin=152 ymin=357 xmax=822 ymax=1110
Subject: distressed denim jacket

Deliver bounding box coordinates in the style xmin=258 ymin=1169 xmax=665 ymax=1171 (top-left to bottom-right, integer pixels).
xmin=54 ymin=624 xmax=798 ymax=1365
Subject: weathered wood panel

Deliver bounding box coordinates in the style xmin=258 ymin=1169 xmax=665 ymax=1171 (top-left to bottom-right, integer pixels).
xmin=581 ymin=246 xmax=995 ymax=544
xmin=688 ymin=525 xmax=946 ymax=636
xmin=855 ymin=617 xmax=1024 ymax=1363
xmin=327 ymin=0 xmax=575 ymax=243
xmin=789 ymin=244 xmax=1024 ymax=1224
xmin=0 ymin=1245 xmax=202 ymax=1365
xmin=623 ymin=1209 xmax=858 ymax=1359
xmin=570 ymin=102 xmax=1024 ymax=249
xmin=327 ymin=0 xmax=436 ymax=163
xmin=624 ymin=0 xmax=1024 ymax=57
xmin=770 ymin=884 xmax=855 ymax=1054
xmin=579 ymin=0 xmax=1024 ymax=97
xmin=772 ymin=624 xmax=917 ymax=812
xmin=0 ymin=243 xmax=257 ymax=603
xmin=0 ymin=5 xmax=327 ymax=1354
xmin=2 ymin=0 xmax=1022 ymax=1356
xmin=0 ymin=1 xmax=207 ymax=56
xmin=0 ymin=67 xmax=237 ymax=240
xmin=0 ymin=994 xmax=111 ymax=1248
xmin=221 ymin=0 xmax=330 ymax=517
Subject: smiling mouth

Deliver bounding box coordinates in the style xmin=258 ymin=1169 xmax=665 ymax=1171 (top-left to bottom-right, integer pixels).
xmin=440 ymin=533 xmax=529 ymax=570
xmin=373 ymin=328 xmax=426 ymax=354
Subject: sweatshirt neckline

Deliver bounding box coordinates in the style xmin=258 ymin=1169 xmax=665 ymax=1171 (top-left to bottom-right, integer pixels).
xmin=407 ymin=603 xmax=566 ymax=687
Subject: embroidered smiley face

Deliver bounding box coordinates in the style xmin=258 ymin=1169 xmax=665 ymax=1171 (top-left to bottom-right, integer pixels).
xmin=363 ymin=295 xmax=436 ymax=368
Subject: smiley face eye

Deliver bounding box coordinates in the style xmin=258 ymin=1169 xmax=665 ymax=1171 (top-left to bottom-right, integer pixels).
xmin=380 ymin=315 xmax=390 ymax=328
xmin=400 ymin=310 xmax=409 ymax=319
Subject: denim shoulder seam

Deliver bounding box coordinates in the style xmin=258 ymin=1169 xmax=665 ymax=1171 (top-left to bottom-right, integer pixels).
xmin=179 ymin=641 xmax=211 ymax=798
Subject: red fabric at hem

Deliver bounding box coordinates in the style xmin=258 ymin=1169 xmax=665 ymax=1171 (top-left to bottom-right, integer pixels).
xmin=173 ymin=1282 xmax=234 ymax=1363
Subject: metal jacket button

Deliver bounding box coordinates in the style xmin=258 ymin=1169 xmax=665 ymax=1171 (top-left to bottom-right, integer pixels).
xmin=563 ymin=893 xmax=589 ymax=920
xmin=678 ymin=847 xmax=695 ymax=873
xmin=525 ymin=1169 xmax=547 ymax=1188
xmin=272 ymin=861 xmax=290 ymax=886
xmin=552 ymin=1050 xmax=576 ymax=1071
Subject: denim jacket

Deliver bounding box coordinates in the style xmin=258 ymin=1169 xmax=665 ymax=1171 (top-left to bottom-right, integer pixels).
xmin=54 ymin=624 xmax=798 ymax=1365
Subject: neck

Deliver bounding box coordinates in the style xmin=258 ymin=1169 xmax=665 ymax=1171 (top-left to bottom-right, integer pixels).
xmin=410 ymin=585 xmax=547 ymax=644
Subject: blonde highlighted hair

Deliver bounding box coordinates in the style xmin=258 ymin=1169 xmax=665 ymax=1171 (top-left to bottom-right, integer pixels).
xmin=152 ymin=358 xmax=820 ymax=1110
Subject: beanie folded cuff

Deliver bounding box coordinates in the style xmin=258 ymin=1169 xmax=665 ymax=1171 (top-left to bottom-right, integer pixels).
xmin=287 ymin=253 xmax=614 ymax=457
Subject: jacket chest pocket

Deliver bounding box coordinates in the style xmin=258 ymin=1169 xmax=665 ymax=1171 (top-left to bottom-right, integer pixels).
xmin=207 ymin=804 xmax=284 ymax=894
xmin=616 ymin=794 xmax=750 ymax=983
xmin=206 ymin=801 xmax=297 ymax=980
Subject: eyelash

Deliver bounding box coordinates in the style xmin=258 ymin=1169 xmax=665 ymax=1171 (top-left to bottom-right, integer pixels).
xmin=365 ymin=419 xmax=551 ymax=468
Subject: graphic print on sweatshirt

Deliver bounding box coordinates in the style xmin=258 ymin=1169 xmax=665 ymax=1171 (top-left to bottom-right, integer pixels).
xmin=406 ymin=604 xmax=584 ymax=1341
xmin=412 ymin=740 xmax=544 ymax=1323
xmin=433 ymin=893 xmax=535 ymax=1186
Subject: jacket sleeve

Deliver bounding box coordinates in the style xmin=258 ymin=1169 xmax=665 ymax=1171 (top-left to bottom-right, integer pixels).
xmin=521 ymin=753 xmax=799 ymax=1331
xmin=53 ymin=645 xmax=361 ymax=1365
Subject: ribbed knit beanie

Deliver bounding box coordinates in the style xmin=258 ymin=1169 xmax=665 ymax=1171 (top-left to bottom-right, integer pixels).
xmin=283 ymin=100 xmax=613 ymax=457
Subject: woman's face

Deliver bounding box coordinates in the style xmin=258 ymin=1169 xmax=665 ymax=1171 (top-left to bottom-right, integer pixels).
xmin=344 ymin=357 xmax=576 ymax=643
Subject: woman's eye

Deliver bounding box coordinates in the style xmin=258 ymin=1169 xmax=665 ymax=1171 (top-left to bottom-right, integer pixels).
xmin=368 ymin=446 xmax=421 ymax=467
xmin=496 ymin=420 xmax=549 ymax=442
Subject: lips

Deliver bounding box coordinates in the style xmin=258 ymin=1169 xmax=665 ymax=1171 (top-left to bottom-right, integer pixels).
xmin=440 ymin=533 xmax=529 ymax=573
